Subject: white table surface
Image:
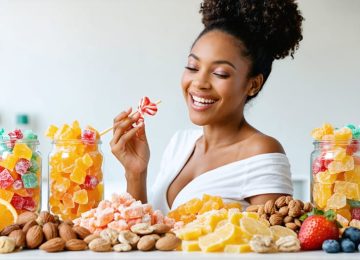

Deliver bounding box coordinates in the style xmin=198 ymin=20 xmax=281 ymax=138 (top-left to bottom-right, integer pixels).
xmin=0 ymin=250 xmax=359 ymax=260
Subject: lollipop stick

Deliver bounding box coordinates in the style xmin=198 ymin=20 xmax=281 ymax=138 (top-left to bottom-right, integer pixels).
xmin=100 ymin=100 xmax=161 ymax=136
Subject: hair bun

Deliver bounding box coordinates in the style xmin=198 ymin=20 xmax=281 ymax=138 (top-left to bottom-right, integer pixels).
xmin=200 ymin=0 xmax=304 ymax=60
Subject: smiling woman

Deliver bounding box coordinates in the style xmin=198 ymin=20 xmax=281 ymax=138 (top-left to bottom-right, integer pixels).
xmin=110 ymin=0 xmax=304 ymax=213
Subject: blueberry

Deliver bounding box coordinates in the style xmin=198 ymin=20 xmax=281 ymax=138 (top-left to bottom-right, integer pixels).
xmin=322 ymin=239 xmax=340 ymax=253
xmin=340 ymin=238 xmax=356 ymax=253
xmin=342 ymin=227 xmax=360 ymax=246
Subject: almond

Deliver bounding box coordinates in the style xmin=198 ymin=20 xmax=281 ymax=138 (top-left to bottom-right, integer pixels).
xmin=269 ymin=213 xmax=283 ymax=226
xmin=283 ymin=216 xmax=293 ymax=223
xmin=303 ymin=202 xmax=313 ymax=212
xmin=0 ymin=224 xmax=20 ymax=236
xmin=155 ymin=233 xmax=180 ymax=251
xmin=59 ymin=223 xmax=77 ymax=242
xmin=65 ymin=239 xmax=88 ymax=251
xmin=39 ymin=237 xmax=65 ymax=252
xmin=274 ymin=196 xmax=287 ymax=209
xmin=246 ymin=205 xmax=260 ymax=213
xmin=72 ymin=226 xmax=91 ymax=240
xmin=285 ymin=223 xmax=298 ymax=231
xmin=26 ymin=225 xmax=44 ymax=249
xmin=16 ymin=212 xmax=38 ymax=226
xmin=288 ymin=206 xmax=302 ymax=218
xmin=264 ymin=200 xmax=275 ymax=214
xmin=22 ymin=220 xmax=38 ymax=234
xmin=278 ymin=206 xmax=289 ymax=216
xmin=257 ymin=205 xmax=265 ymax=215
xmin=9 ymin=229 xmax=26 ymax=248
xmin=294 ymin=218 xmax=302 ymax=227
xmin=84 ymin=234 xmax=100 ymax=244
xmin=43 ymin=222 xmax=59 ymax=241
xmin=285 ymin=196 xmax=293 ymax=205
xmin=152 ymin=224 xmax=171 ymax=235
xmin=37 ymin=211 xmax=56 ymax=226
xmin=130 ymin=223 xmax=154 ymax=235
xmin=137 ymin=235 xmax=156 ymax=251
xmin=88 ymin=238 xmax=112 ymax=252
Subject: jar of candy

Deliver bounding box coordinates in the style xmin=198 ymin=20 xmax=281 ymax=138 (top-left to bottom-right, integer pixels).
xmin=0 ymin=129 xmax=42 ymax=214
xmin=48 ymin=138 xmax=104 ymax=221
xmin=311 ymin=132 xmax=360 ymax=225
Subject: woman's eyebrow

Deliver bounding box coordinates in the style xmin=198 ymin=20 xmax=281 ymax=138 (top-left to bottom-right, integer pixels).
xmin=188 ymin=53 xmax=236 ymax=70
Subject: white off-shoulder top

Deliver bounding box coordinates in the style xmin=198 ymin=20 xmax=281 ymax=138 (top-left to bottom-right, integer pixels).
xmin=150 ymin=129 xmax=293 ymax=214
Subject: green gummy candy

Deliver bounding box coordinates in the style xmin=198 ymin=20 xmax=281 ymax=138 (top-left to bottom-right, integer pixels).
xmin=348 ymin=199 xmax=360 ymax=208
xmin=23 ymin=130 xmax=38 ymax=140
xmin=29 ymin=159 xmax=39 ymax=172
xmin=346 ymin=124 xmax=356 ymax=130
xmin=22 ymin=172 xmax=38 ymax=188
xmin=0 ymin=128 xmax=4 ymax=136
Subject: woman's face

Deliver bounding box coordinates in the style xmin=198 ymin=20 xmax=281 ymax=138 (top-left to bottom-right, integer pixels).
xmin=181 ymin=30 xmax=254 ymax=126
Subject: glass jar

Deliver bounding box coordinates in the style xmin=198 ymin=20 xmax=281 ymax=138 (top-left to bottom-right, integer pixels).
xmin=0 ymin=139 xmax=42 ymax=213
xmin=311 ymin=139 xmax=360 ymax=223
xmin=48 ymin=139 xmax=104 ymax=221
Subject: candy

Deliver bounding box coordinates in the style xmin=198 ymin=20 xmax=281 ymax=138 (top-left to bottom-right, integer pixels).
xmin=0 ymin=169 xmax=15 ymax=189
xmin=23 ymin=130 xmax=38 ymax=140
xmin=45 ymin=125 xmax=59 ymax=140
xmin=23 ymin=197 xmax=36 ymax=211
xmin=47 ymin=122 xmax=103 ymax=220
xmin=15 ymin=158 xmax=31 ymax=175
xmin=12 ymin=179 xmax=24 ymax=190
xmin=21 ymin=172 xmax=38 ymax=188
xmin=137 ymin=96 xmax=158 ymax=122
xmin=0 ymin=154 xmax=18 ymax=171
xmin=10 ymin=194 xmax=25 ymax=210
xmin=13 ymin=143 xmax=33 ymax=160
xmin=0 ymin=189 xmax=14 ymax=202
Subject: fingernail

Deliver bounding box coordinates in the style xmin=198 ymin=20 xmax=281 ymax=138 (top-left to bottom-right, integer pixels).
xmin=126 ymin=107 xmax=132 ymax=113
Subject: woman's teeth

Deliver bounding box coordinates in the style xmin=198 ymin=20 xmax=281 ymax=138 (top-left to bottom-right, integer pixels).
xmin=192 ymin=95 xmax=216 ymax=104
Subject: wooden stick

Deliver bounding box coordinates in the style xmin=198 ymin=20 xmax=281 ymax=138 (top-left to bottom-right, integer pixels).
xmin=99 ymin=100 xmax=161 ymax=136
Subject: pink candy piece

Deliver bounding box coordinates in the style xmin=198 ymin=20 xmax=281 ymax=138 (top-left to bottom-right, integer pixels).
xmin=8 ymin=129 xmax=23 ymax=140
xmin=95 ymin=207 xmax=114 ymax=227
xmin=121 ymin=205 xmax=144 ymax=219
xmin=137 ymin=96 xmax=158 ymax=122
xmin=10 ymin=194 xmax=25 ymax=210
xmin=151 ymin=210 xmax=164 ymax=224
xmin=164 ymin=216 xmax=176 ymax=227
xmin=141 ymin=214 xmax=152 ymax=225
xmin=0 ymin=169 xmax=15 ymax=189
xmin=15 ymin=158 xmax=32 ymax=175
xmin=83 ymin=175 xmax=99 ymax=189
xmin=12 ymin=179 xmax=24 ymax=190
xmin=23 ymin=197 xmax=36 ymax=211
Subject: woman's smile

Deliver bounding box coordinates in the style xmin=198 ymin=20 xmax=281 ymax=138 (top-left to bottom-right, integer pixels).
xmin=188 ymin=92 xmax=219 ymax=112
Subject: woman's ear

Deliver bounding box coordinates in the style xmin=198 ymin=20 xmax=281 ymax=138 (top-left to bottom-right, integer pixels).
xmin=247 ymin=74 xmax=264 ymax=97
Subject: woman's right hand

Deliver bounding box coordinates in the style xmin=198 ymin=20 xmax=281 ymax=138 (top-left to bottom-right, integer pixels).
xmin=110 ymin=108 xmax=150 ymax=180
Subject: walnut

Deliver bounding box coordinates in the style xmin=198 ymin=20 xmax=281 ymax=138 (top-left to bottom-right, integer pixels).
xmin=276 ymin=236 xmax=301 ymax=252
xmin=249 ymin=235 xmax=277 ymax=253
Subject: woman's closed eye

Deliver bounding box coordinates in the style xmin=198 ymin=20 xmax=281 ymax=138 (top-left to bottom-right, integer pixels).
xmin=185 ymin=66 xmax=198 ymax=72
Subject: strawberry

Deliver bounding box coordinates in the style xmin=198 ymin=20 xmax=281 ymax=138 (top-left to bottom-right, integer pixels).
xmin=298 ymin=211 xmax=339 ymax=250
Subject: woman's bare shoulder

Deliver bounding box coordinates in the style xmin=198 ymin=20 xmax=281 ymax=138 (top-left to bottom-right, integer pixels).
xmin=245 ymin=132 xmax=285 ymax=156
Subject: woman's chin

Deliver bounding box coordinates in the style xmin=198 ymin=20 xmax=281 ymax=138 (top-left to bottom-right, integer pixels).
xmin=188 ymin=113 xmax=209 ymax=126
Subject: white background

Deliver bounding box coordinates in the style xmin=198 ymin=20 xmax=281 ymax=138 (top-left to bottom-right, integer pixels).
xmin=0 ymin=0 xmax=359 ymax=203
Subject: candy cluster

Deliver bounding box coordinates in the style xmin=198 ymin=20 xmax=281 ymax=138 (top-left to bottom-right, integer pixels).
xmin=0 ymin=129 xmax=41 ymax=213
xmin=311 ymin=123 xmax=360 ymax=226
xmin=46 ymin=121 xmax=103 ymax=221
xmin=73 ymin=192 xmax=175 ymax=234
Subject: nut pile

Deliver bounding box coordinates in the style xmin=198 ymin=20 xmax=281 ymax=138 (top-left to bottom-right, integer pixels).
xmin=87 ymin=223 xmax=180 ymax=252
xmin=249 ymin=235 xmax=301 ymax=253
xmin=0 ymin=211 xmax=90 ymax=253
xmin=246 ymin=196 xmax=313 ymax=232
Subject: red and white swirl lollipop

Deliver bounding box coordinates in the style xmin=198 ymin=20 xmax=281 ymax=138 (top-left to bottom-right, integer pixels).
xmin=100 ymin=97 xmax=161 ymax=136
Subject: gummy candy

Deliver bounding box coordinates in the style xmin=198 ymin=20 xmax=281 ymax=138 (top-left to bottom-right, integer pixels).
xmin=13 ymin=143 xmax=33 ymax=160
xmin=0 ymin=169 xmax=15 ymax=189
xmin=45 ymin=125 xmax=59 ymax=140
xmin=21 ymin=172 xmax=38 ymax=188
xmin=15 ymin=158 xmax=31 ymax=175
xmin=12 ymin=179 xmax=23 ymax=190
xmin=0 ymin=189 xmax=14 ymax=202
xmin=84 ymin=175 xmax=99 ymax=189
xmin=10 ymin=194 xmax=25 ymax=210
xmin=23 ymin=197 xmax=36 ymax=211
xmin=73 ymin=189 xmax=88 ymax=204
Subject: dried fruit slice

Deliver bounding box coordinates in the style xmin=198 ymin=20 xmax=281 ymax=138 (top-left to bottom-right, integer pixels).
xmin=326 ymin=193 xmax=347 ymax=209
xmin=181 ymin=240 xmax=201 ymax=251
xmin=0 ymin=198 xmax=18 ymax=231
xmin=239 ymin=217 xmax=271 ymax=239
xmin=334 ymin=181 xmax=360 ymax=200
xmin=224 ymin=244 xmax=252 ymax=253
xmin=269 ymin=225 xmax=297 ymax=242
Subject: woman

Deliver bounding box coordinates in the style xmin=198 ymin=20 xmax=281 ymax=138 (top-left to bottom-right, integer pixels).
xmin=110 ymin=0 xmax=304 ymax=214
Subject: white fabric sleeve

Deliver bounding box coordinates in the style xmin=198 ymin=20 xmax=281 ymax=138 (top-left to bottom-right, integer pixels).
xmin=241 ymin=154 xmax=293 ymax=199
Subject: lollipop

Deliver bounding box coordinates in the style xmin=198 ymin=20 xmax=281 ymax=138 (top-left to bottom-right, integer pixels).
xmin=100 ymin=96 xmax=160 ymax=136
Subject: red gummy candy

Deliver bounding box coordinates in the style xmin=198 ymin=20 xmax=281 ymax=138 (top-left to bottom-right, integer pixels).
xmin=8 ymin=129 xmax=23 ymax=140
xmin=312 ymin=154 xmax=333 ymax=174
xmin=10 ymin=194 xmax=25 ymax=210
xmin=15 ymin=159 xmax=32 ymax=175
xmin=23 ymin=197 xmax=36 ymax=211
xmin=82 ymin=129 xmax=96 ymax=142
xmin=12 ymin=179 xmax=24 ymax=190
xmin=84 ymin=175 xmax=99 ymax=189
xmin=347 ymin=140 xmax=360 ymax=155
xmin=0 ymin=169 xmax=15 ymax=189
xmin=351 ymin=208 xmax=360 ymax=220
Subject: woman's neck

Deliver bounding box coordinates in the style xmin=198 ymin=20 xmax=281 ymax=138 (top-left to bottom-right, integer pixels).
xmin=200 ymin=117 xmax=252 ymax=152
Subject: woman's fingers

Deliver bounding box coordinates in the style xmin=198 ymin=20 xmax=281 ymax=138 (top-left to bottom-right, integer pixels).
xmin=115 ymin=123 xmax=144 ymax=150
xmin=110 ymin=112 xmax=142 ymax=147
xmin=113 ymin=107 xmax=132 ymax=134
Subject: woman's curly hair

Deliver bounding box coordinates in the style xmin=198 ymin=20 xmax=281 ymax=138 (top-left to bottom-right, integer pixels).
xmin=196 ymin=0 xmax=304 ymax=101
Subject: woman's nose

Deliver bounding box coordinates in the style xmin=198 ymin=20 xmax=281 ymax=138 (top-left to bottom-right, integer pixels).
xmin=192 ymin=78 xmax=211 ymax=90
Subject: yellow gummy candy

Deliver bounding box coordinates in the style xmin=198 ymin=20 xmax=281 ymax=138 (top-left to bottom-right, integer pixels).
xmin=73 ymin=189 xmax=88 ymax=204
xmin=334 ymin=181 xmax=360 ymax=200
xmin=45 ymin=125 xmax=59 ymax=140
xmin=0 ymin=154 xmax=18 ymax=171
xmin=82 ymin=153 xmax=93 ymax=168
xmin=13 ymin=143 xmax=32 ymax=160
xmin=0 ymin=189 xmax=14 ymax=202
xmin=70 ymin=166 xmax=86 ymax=184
